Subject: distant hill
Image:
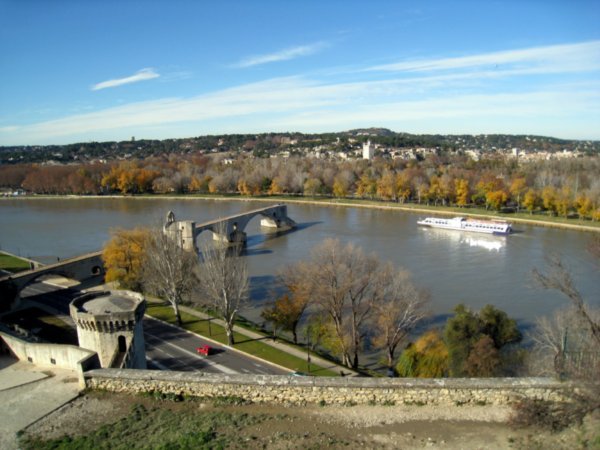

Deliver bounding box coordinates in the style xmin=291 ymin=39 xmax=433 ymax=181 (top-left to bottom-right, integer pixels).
xmin=1 ymin=129 xmax=598 ymax=164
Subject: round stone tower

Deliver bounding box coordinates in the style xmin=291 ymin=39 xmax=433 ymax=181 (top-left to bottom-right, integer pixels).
xmin=70 ymin=290 xmax=146 ymax=369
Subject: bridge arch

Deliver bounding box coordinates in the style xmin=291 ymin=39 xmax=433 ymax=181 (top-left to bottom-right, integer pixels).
xmin=0 ymin=251 xmax=105 ymax=312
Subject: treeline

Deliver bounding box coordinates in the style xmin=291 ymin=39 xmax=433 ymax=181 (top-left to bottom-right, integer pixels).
xmin=2 ymin=153 xmax=600 ymax=220
xmin=2 ymin=129 xmax=599 ymax=164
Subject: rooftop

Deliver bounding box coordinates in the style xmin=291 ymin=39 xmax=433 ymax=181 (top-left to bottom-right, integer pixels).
xmin=80 ymin=293 xmax=138 ymax=315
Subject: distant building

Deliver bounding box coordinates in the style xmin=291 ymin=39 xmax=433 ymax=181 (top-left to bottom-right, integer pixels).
xmin=362 ymin=140 xmax=375 ymax=160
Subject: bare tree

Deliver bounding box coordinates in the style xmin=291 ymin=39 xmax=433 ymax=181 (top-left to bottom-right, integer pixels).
xmin=195 ymin=228 xmax=249 ymax=346
xmin=142 ymin=228 xmax=200 ymax=326
xmin=531 ymin=307 xmax=600 ymax=379
xmin=303 ymin=238 xmax=383 ymax=369
xmin=372 ymin=267 xmax=429 ymax=369
xmin=533 ymin=254 xmax=600 ymax=346
xmin=262 ymin=263 xmax=311 ymax=343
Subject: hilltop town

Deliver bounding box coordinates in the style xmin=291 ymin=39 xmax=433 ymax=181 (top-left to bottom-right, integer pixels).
xmin=1 ymin=128 xmax=598 ymax=166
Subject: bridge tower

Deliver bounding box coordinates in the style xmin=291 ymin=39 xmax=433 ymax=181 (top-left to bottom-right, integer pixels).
xmin=163 ymin=210 xmax=197 ymax=252
xmin=70 ymin=290 xmax=147 ymax=369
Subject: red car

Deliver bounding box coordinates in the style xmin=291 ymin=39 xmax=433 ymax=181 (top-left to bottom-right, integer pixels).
xmin=196 ymin=345 xmax=212 ymax=356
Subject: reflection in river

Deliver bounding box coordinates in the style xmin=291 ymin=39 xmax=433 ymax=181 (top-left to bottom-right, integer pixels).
xmin=421 ymin=228 xmax=506 ymax=252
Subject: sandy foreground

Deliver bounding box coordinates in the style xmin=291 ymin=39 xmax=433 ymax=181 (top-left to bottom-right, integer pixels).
xmin=22 ymin=390 xmax=599 ymax=449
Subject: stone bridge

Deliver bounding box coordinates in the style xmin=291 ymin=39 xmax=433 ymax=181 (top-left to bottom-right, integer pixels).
xmin=0 ymin=251 xmax=104 ymax=311
xmin=163 ymin=204 xmax=296 ymax=252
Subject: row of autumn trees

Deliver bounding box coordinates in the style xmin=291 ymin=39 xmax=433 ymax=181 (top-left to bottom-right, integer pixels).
xmin=2 ymin=152 xmax=600 ymax=220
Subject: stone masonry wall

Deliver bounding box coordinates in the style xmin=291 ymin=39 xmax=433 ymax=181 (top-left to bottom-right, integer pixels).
xmin=85 ymin=369 xmax=573 ymax=406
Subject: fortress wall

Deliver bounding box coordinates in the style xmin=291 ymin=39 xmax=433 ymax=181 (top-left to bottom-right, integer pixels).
xmin=85 ymin=369 xmax=573 ymax=406
xmin=1 ymin=332 xmax=100 ymax=387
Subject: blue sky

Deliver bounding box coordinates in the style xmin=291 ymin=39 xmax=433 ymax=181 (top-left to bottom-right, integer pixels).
xmin=1 ymin=1 xmax=599 ymax=145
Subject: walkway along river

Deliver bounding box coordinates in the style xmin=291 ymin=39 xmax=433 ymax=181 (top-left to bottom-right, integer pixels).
xmin=1 ymin=197 xmax=598 ymax=333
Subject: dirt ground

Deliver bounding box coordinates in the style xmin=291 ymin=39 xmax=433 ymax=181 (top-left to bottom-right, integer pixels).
xmin=24 ymin=392 xmax=600 ymax=450
xmin=21 ymin=390 xmax=600 ymax=449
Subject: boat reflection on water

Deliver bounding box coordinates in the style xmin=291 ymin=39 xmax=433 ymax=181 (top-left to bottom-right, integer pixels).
xmin=421 ymin=227 xmax=506 ymax=251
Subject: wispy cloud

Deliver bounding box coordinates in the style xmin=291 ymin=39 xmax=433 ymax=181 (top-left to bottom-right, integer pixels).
xmin=3 ymin=74 xmax=599 ymax=144
xmin=366 ymin=40 xmax=600 ymax=74
xmin=2 ymin=41 xmax=599 ymax=144
xmin=91 ymin=68 xmax=160 ymax=91
xmin=235 ymin=42 xmax=328 ymax=68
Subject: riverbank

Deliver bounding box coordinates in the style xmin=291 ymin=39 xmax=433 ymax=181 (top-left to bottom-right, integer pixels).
xmin=5 ymin=193 xmax=599 ymax=233
xmin=0 ymin=251 xmax=35 ymax=274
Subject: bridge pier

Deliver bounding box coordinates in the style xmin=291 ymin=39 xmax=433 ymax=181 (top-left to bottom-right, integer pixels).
xmin=212 ymin=229 xmax=247 ymax=246
xmin=260 ymin=216 xmax=296 ymax=230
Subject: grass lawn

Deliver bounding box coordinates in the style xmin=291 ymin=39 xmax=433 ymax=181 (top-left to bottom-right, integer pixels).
xmin=0 ymin=252 xmax=31 ymax=273
xmin=146 ymin=303 xmax=338 ymax=376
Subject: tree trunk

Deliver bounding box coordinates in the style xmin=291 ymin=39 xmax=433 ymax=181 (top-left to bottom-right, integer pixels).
xmin=173 ymin=302 xmax=182 ymax=326
xmin=387 ymin=347 xmax=394 ymax=369
xmin=226 ymin=324 xmax=235 ymax=346
xmin=352 ymin=352 xmax=359 ymax=370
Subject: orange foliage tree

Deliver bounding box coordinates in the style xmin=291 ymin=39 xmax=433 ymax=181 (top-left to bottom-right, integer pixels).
xmin=102 ymin=227 xmax=151 ymax=290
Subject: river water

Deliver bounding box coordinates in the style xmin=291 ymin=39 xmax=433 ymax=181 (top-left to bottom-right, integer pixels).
xmin=1 ymin=197 xmax=598 ymax=329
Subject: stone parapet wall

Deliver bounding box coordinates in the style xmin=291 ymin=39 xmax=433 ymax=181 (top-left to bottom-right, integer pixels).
xmin=1 ymin=331 xmax=100 ymax=387
xmin=85 ymin=369 xmax=573 ymax=406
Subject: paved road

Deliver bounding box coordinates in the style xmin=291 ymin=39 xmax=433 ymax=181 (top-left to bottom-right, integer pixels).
xmin=144 ymin=317 xmax=288 ymax=374
xmin=19 ymin=280 xmax=288 ymax=375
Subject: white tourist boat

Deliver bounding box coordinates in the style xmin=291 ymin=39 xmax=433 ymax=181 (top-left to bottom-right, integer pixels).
xmin=417 ymin=216 xmax=512 ymax=235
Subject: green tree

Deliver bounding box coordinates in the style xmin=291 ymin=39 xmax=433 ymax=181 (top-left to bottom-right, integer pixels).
xmin=444 ymin=304 xmax=481 ymax=376
xmin=444 ymin=304 xmax=522 ymax=377
xmin=465 ymin=335 xmax=501 ymax=377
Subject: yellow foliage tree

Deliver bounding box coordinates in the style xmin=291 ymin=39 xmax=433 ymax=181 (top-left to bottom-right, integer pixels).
xmin=575 ymin=194 xmax=593 ymax=220
xmin=376 ymin=171 xmax=396 ymax=201
xmin=269 ymin=178 xmax=283 ymax=195
xmin=542 ymin=186 xmax=558 ymax=216
xmin=102 ymin=227 xmax=151 ymax=291
xmin=188 ymin=175 xmax=212 ymax=193
xmin=395 ymin=172 xmax=412 ymax=204
xmin=356 ymin=173 xmax=377 ymax=199
xmin=332 ymin=177 xmax=348 ymax=198
xmin=509 ymin=177 xmax=527 ymax=211
xmin=396 ymin=330 xmax=449 ymax=378
xmin=454 ymin=178 xmax=470 ymax=207
xmin=485 ymin=189 xmax=508 ymax=211
xmin=555 ymin=186 xmax=572 ymax=218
